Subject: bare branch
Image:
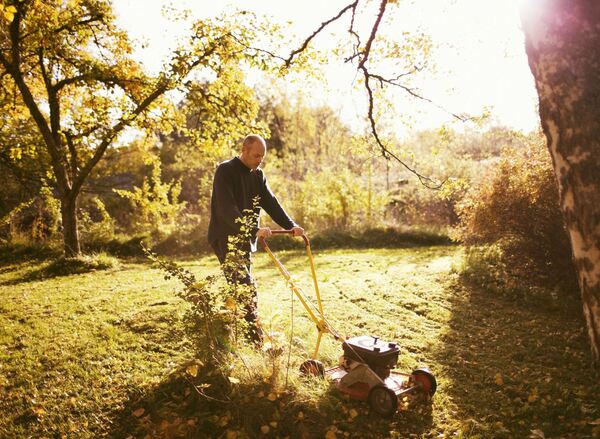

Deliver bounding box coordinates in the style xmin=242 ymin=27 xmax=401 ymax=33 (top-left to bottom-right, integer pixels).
xmin=357 ymin=0 xmax=387 ymax=69
xmin=361 ymin=66 xmax=443 ymax=189
xmin=367 ymin=71 xmax=470 ymax=122
xmin=284 ymin=1 xmax=359 ymax=67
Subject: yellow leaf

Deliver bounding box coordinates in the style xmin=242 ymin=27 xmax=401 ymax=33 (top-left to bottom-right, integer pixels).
xmin=257 ymin=391 xmax=264 ymax=398
xmin=267 ymin=392 xmax=277 ymax=401
xmin=270 ymin=421 xmax=278 ymax=428
xmin=132 ymin=408 xmax=145 ymax=417
xmin=224 ymin=297 xmax=236 ymax=310
xmin=261 ymin=425 xmax=270 ymax=434
xmin=325 ymin=430 xmax=337 ymax=439
xmin=349 ymin=409 xmax=358 ymax=419
xmin=5 ymin=6 xmax=17 ymax=13
xmin=228 ymin=376 xmax=240 ymax=384
xmin=32 ymin=407 xmax=46 ymax=416
xmin=528 ymin=389 xmax=538 ymax=403
xmin=494 ymin=373 xmax=503 ymax=386
xmin=3 ymin=11 xmax=14 ymax=22
xmin=186 ymin=364 xmax=199 ymax=377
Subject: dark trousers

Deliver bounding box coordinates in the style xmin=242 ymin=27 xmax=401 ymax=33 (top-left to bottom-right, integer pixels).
xmin=211 ymin=239 xmax=261 ymax=340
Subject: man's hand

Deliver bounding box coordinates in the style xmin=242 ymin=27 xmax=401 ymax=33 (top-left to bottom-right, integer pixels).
xmin=291 ymin=226 xmax=304 ymax=236
xmin=256 ymin=227 xmax=272 ymax=239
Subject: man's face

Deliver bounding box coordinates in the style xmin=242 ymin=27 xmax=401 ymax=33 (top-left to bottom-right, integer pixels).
xmin=241 ymin=141 xmax=266 ymax=170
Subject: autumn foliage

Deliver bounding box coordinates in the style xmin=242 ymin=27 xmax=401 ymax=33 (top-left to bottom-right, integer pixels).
xmin=454 ymin=135 xmax=577 ymax=296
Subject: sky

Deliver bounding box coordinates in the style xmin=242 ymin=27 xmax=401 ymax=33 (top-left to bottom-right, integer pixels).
xmin=112 ymin=0 xmax=540 ymax=136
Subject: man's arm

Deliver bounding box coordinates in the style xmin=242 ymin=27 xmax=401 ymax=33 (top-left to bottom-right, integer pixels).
xmin=259 ymin=173 xmax=303 ymax=236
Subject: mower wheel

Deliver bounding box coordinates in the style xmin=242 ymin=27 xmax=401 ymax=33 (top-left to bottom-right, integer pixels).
xmin=368 ymin=385 xmax=398 ymax=417
xmin=299 ymin=359 xmax=325 ymax=378
xmin=411 ymin=368 xmax=437 ymax=396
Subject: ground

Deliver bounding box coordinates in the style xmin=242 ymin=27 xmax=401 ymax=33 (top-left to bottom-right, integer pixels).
xmin=0 ymin=245 xmax=598 ymax=438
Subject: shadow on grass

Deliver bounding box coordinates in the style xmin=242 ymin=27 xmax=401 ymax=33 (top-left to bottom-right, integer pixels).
xmin=107 ymin=359 xmax=436 ymax=439
xmin=0 ymin=253 xmax=119 ymax=286
xmin=432 ymin=280 xmax=600 ymax=438
xmin=0 ymin=243 xmax=60 ymax=265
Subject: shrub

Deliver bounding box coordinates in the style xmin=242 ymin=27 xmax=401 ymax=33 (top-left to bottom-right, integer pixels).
xmin=43 ymin=252 xmax=119 ymax=276
xmin=114 ymin=160 xmax=186 ymax=242
xmin=454 ymin=135 xmax=577 ymax=296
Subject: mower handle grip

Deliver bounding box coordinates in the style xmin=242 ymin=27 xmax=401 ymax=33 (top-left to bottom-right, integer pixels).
xmin=259 ymin=229 xmax=309 ymax=247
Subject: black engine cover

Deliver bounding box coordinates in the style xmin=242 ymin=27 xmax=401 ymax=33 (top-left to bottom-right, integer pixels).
xmin=342 ymin=335 xmax=400 ymax=372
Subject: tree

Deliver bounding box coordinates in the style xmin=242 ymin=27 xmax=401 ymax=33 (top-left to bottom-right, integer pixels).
xmin=520 ymin=0 xmax=600 ymax=373
xmin=0 ymin=0 xmax=272 ymax=256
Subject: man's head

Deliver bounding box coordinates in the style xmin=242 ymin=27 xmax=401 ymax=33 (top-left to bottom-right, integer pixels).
xmin=239 ymin=134 xmax=266 ymax=170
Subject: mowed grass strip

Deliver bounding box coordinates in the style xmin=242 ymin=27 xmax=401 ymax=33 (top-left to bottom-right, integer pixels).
xmin=0 ymin=247 xmax=598 ymax=438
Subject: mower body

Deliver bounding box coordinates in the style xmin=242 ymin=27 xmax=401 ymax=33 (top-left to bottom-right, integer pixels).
xmin=324 ymin=336 xmax=437 ymax=417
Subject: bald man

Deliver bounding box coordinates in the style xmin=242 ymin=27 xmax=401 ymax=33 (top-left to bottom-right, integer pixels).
xmin=208 ymin=134 xmax=304 ymax=344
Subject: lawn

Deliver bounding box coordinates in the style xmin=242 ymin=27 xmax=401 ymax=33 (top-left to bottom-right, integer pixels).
xmin=0 ymin=245 xmax=598 ymax=438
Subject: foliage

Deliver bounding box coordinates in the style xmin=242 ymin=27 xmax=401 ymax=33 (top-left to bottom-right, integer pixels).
xmin=0 ymin=183 xmax=60 ymax=243
xmin=77 ymin=197 xmax=116 ymax=246
xmin=454 ymin=134 xmax=577 ymax=295
xmin=143 ymin=197 xmax=261 ymax=362
xmin=114 ymin=160 xmax=186 ymax=241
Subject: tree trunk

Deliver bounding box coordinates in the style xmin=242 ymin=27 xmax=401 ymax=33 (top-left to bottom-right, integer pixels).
xmin=521 ymin=0 xmax=600 ymax=373
xmin=61 ymin=194 xmax=81 ymax=257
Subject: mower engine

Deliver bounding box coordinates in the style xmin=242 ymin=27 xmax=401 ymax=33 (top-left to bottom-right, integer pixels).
xmin=342 ymin=335 xmax=399 ymax=379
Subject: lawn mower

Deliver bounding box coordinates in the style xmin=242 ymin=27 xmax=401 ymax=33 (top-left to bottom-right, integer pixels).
xmin=258 ymin=230 xmax=437 ymax=417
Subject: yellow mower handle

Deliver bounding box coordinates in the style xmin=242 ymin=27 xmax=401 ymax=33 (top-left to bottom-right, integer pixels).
xmin=258 ymin=230 xmax=343 ymax=360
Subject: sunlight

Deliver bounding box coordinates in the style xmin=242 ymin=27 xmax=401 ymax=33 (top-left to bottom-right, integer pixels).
xmin=113 ymin=0 xmax=539 ymax=134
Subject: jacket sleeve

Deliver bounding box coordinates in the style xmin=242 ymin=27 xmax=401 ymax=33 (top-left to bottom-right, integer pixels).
xmin=259 ymin=172 xmax=296 ymax=230
xmin=213 ymin=165 xmax=243 ymax=235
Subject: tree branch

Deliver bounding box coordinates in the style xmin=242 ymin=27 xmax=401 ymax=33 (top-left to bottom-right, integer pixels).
xmin=361 ymin=65 xmax=443 ymax=189
xmin=2 ymin=6 xmax=71 ymax=195
xmin=71 ymin=80 xmax=170 ymax=196
xmin=357 ymin=0 xmax=387 ymax=69
xmin=284 ymin=1 xmax=359 ymax=67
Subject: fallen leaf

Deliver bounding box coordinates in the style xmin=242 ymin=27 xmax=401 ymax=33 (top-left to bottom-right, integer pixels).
xmin=297 ymin=411 xmax=304 ymax=420
xmin=349 ymin=409 xmax=358 ymax=419
xmin=261 ymin=425 xmax=270 ymax=434
xmin=32 ymin=407 xmax=46 ymax=416
xmin=529 ymin=429 xmax=545 ymax=439
xmin=528 ymin=388 xmax=539 ymax=403
xmin=494 ymin=373 xmax=503 ymax=386
xmin=132 ymin=408 xmax=145 ymax=417
xmin=186 ymin=364 xmax=199 ymax=377
xmin=267 ymin=392 xmax=277 ymax=401
xmin=270 ymin=421 xmax=278 ymax=428
xmin=325 ymin=430 xmax=337 ymax=439
xmin=226 ymin=430 xmax=238 ymax=439
xmin=589 ymin=418 xmax=600 ymax=425
xmin=228 ymin=376 xmax=240 ymax=384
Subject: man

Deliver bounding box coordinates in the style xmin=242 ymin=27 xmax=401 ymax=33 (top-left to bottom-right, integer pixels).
xmin=208 ymin=134 xmax=304 ymax=343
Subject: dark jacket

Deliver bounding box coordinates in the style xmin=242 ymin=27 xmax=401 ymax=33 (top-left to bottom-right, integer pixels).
xmin=207 ymin=157 xmax=296 ymax=252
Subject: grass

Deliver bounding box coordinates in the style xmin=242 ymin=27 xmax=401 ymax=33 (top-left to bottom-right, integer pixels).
xmin=0 ymin=245 xmax=598 ymax=438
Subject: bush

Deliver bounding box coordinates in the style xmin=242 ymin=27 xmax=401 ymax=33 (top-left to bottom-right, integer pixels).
xmin=454 ymin=136 xmax=577 ymax=296
xmin=43 ymin=252 xmax=119 ymax=276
